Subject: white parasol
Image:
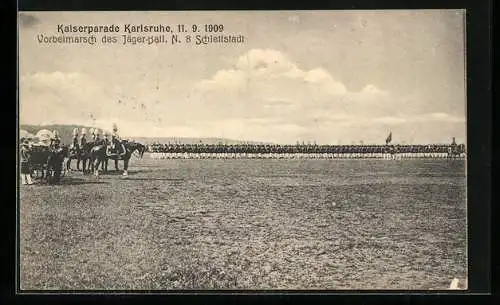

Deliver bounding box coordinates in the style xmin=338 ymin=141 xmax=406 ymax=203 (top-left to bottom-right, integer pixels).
xmin=35 ymin=129 xmax=53 ymax=146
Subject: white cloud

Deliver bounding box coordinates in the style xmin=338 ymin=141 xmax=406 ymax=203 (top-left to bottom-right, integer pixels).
xmin=423 ymin=112 xmax=465 ymax=122
xmin=199 ymin=118 xmax=308 ymax=143
xmin=198 ymin=69 xmax=247 ymax=91
xmin=337 ymin=113 xmax=465 ymax=127
xmin=362 ymin=84 xmax=388 ymax=95
xmin=371 ymin=116 xmax=408 ymax=125
xmin=19 ymin=71 xmax=171 ymax=132
xmin=192 ymin=48 xmax=391 ymax=129
xmin=199 ymin=49 xmax=349 ymax=96
xmin=18 ymin=51 xmax=466 ymax=144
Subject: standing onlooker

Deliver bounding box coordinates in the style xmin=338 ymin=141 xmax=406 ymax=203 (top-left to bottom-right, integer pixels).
xmin=20 ymin=138 xmax=34 ymax=185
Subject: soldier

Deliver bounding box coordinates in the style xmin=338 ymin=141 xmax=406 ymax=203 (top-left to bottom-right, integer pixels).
xmin=95 ymin=129 xmax=101 ymax=143
xmin=110 ymin=124 xmax=125 ymax=156
xmin=103 ymin=131 xmax=110 ymax=146
xmin=20 ymin=138 xmax=34 ymax=185
xmin=80 ymin=128 xmax=87 ymax=149
xmin=90 ymin=128 xmax=96 ymax=142
xmin=50 ymin=130 xmax=61 ymax=149
xmin=70 ymin=128 xmax=79 ymax=153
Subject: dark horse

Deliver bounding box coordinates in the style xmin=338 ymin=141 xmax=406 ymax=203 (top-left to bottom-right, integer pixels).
xmin=30 ymin=145 xmax=68 ymax=184
xmin=91 ymin=141 xmax=146 ymax=176
xmin=66 ymin=142 xmax=100 ymax=174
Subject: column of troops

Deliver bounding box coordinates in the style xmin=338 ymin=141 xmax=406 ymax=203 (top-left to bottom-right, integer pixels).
xmin=147 ymin=143 xmax=466 ymax=160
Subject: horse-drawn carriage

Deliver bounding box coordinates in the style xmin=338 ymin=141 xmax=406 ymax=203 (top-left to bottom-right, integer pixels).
xmin=28 ymin=144 xmax=67 ymax=184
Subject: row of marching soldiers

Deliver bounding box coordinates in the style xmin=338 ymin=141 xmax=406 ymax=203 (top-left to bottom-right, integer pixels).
xmin=148 ymin=143 xmax=466 ymax=159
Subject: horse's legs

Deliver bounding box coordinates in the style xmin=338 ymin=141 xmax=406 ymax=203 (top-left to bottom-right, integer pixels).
xmin=66 ymin=157 xmax=71 ymax=171
xmin=40 ymin=167 xmax=45 ymax=184
xmin=123 ymin=159 xmax=129 ymax=176
xmin=93 ymin=158 xmax=100 ymax=177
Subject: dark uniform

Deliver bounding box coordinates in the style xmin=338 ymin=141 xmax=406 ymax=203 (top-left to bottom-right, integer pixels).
xmin=80 ymin=134 xmax=87 ymax=148
xmin=109 ymin=128 xmax=126 ymax=155
xmin=50 ymin=134 xmax=61 ymax=149
xmin=111 ymin=136 xmax=125 ymax=155
xmin=20 ymin=140 xmax=31 ymax=174
xmin=103 ymin=136 xmax=110 ymax=146
xmin=51 ymin=138 xmax=61 ymax=149
xmin=72 ymin=136 xmax=79 ymax=151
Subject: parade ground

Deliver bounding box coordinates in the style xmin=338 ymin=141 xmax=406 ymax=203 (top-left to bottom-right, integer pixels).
xmin=19 ymin=156 xmax=467 ymax=290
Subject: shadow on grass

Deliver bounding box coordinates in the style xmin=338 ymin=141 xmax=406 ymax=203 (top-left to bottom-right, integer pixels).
xmin=119 ymin=177 xmax=185 ymax=181
xmin=57 ymin=177 xmax=109 ymax=185
xmin=96 ymin=170 xmax=156 ymax=176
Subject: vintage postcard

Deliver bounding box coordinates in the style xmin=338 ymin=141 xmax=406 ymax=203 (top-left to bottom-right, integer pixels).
xmin=18 ymin=10 xmax=467 ymax=290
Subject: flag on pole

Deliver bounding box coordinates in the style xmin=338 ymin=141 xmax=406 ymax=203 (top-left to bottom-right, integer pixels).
xmin=385 ymin=132 xmax=392 ymax=145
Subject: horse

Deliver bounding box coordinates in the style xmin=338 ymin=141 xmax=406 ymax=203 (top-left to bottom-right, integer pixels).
xmin=91 ymin=141 xmax=146 ymax=176
xmin=47 ymin=145 xmax=69 ymax=183
xmin=65 ymin=146 xmax=82 ymax=172
xmin=29 ymin=145 xmax=68 ymax=184
xmin=66 ymin=141 xmax=102 ymax=174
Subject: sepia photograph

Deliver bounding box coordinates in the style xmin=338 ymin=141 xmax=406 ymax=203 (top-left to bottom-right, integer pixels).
xmin=18 ymin=10 xmax=467 ymax=290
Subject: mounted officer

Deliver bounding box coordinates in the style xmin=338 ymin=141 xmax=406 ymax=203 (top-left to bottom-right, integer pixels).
xmin=107 ymin=124 xmax=126 ymax=156
xmin=70 ymin=128 xmax=79 ymax=153
xmin=50 ymin=130 xmax=61 ymax=150
xmin=94 ymin=128 xmax=102 ymax=144
xmin=103 ymin=130 xmax=111 ymax=146
xmin=80 ymin=128 xmax=87 ymax=148
xmin=90 ymin=128 xmax=96 ymax=142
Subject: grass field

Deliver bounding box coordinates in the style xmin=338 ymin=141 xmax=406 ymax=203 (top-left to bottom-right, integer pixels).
xmin=19 ymin=155 xmax=467 ymax=290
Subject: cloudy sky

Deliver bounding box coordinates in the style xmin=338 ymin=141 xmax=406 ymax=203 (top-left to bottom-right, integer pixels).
xmin=18 ymin=10 xmax=466 ymax=144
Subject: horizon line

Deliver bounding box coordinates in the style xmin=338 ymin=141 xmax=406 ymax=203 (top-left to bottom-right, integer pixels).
xmin=20 ymin=124 xmax=465 ymax=145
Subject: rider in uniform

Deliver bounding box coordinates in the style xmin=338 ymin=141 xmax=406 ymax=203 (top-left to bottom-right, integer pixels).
xmin=110 ymin=124 xmax=126 ymax=156
xmin=95 ymin=129 xmax=101 ymax=144
xmin=50 ymin=130 xmax=61 ymax=149
xmin=90 ymin=128 xmax=97 ymax=142
xmin=103 ymin=131 xmax=110 ymax=146
xmin=71 ymin=128 xmax=79 ymax=153
xmin=20 ymin=138 xmax=34 ymax=185
xmin=80 ymin=128 xmax=87 ymax=148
